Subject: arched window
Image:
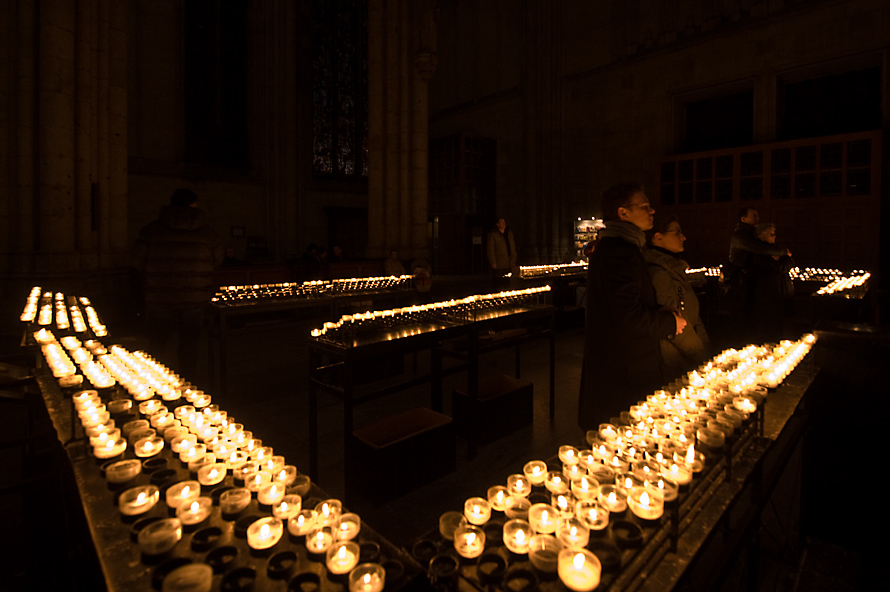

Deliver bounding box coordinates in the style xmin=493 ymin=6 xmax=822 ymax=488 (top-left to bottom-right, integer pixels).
xmin=312 ymin=0 xmax=368 ymax=177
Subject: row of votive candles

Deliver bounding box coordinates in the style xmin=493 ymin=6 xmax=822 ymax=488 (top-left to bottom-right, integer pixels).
xmin=310 ymin=286 xmax=552 ymax=338
xmin=519 ymin=262 xmax=587 ymax=278
xmin=212 ymin=275 xmax=413 ymax=303
xmin=21 ymin=287 xmax=107 ymax=336
xmin=62 ymin=336 xmax=384 ymax=591
xmin=435 ymin=334 xmax=816 ymax=590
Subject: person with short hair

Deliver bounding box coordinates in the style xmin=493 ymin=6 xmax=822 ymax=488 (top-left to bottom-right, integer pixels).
xmin=643 ymin=214 xmax=710 ymax=382
xmin=486 ymin=217 xmax=517 ymax=277
xmin=747 ymin=222 xmax=795 ymax=343
xmin=578 ymin=183 xmax=686 ymax=431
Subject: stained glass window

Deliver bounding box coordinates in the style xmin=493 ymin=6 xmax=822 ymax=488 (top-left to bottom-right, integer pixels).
xmin=312 ymin=0 xmax=368 ymax=177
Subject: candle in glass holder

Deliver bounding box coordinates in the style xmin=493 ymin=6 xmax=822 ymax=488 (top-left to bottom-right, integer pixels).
xmin=135 ymin=436 xmax=164 ymax=458
xmin=504 ymin=496 xmax=531 ymax=520
xmin=137 ymin=518 xmax=182 ymax=556
xmin=188 ymin=453 xmax=214 ymax=473
xmin=327 ymin=541 xmax=360 ymax=574
xmin=349 ymin=563 xmax=385 ymax=592
xmin=246 ymin=470 xmax=273 ymax=493
xmin=316 ymin=499 xmax=342 ymax=526
xmin=558 ymin=445 xmax=580 ymax=465
xmin=288 ymin=509 xmax=319 ymax=537
xmin=664 ymin=462 xmax=692 ymax=486
xmin=528 ymin=503 xmax=558 ymax=534
xmin=522 ymin=460 xmax=547 ymax=485
xmin=119 ymin=484 xmax=160 ymax=516
xmin=503 ymin=519 xmax=531 ymax=554
xmin=574 ymin=500 xmax=610 ymax=531
xmin=94 ymin=437 xmax=127 ymax=459
xmin=90 ymin=428 xmax=122 ymax=449
xmin=273 ymin=495 xmax=302 ymax=520
xmin=627 ymin=487 xmax=664 ymax=521
xmin=166 ymin=480 xmax=201 ymax=510
xmin=556 ymin=517 xmax=589 ymax=549
xmin=507 ymin=474 xmax=531 ymax=498
xmin=463 ymin=497 xmax=491 ymax=525
xmin=273 ymin=465 xmax=297 ymax=486
xmin=306 ymin=526 xmax=334 ymax=554
xmin=335 ymin=513 xmax=361 ymax=541
xmin=558 ymin=548 xmax=601 ymax=591
xmin=257 ymin=481 xmax=285 ymax=505
xmin=529 ymin=534 xmax=563 ymax=573
xmin=487 ymin=486 xmax=509 ymax=511
xmin=197 ymin=463 xmax=227 ymax=487
xmin=597 ymin=484 xmax=627 ymax=513
xmin=247 ymin=516 xmax=284 ymax=550
xmin=571 ymin=474 xmax=598 ymax=500
xmin=453 ymin=523 xmax=485 ymax=559
xmin=176 ymin=497 xmax=212 ymax=526
xmin=220 ymin=488 xmax=251 ymax=515
xmin=105 ymin=458 xmax=142 ymax=484
xmin=544 ymin=471 xmax=569 ymax=494
xmin=646 ymin=476 xmax=679 ymax=503
xmin=179 ymin=443 xmax=206 ymax=464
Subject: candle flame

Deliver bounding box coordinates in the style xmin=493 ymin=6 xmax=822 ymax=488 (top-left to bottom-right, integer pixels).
xmin=473 ymin=504 xmax=480 ymax=514
xmin=686 ymin=445 xmax=695 ymax=464
xmin=136 ymin=492 xmax=145 ymax=503
xmin=338 ymin=545 xmax=347 ymax=560
xmin=573 ymin=553 xmax=585 ymax=569
xmin=532 ymin=466 xmax=541 ymax=475
xmin=570 ymin=525 xmax=577 ymax=536
xmin=541 ymin=509 xmax=549 ymax=522
xmin=588 ymin=508 xmax=597 ymax=520
xmin=182 ymin=485 xmax=190 ymax=497
xmin=640 ymin=491 xmax=650 ymax=506
xmin=466 ymin=532 xmax=476 ymax=545
xmin=316 ymin=531 xmax=324 ymax=543
xmin=624 ymin=477 xmax=632 ymax=489
xmin=261 ymin=523 xmax=270 ymax=538
xmin=516 ymin=529 xmax=526 ymax=543
xmin=281 ymin=502 xmax=288 ymax=512
xmin=190 ymin=501 xmax=199 ymax=512
xmin=363 ymin=574 xmax=371 ymax=585
xmin=608 ymin=491 xmax=617 ymax=504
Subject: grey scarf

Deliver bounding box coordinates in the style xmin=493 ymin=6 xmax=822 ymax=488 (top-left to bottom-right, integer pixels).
xmin=598 ymin=220 xmax=646 ymax=248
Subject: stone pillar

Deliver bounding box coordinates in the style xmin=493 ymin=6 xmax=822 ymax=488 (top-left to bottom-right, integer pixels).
xmin=367 ymin=0 xmax=438 ymax=261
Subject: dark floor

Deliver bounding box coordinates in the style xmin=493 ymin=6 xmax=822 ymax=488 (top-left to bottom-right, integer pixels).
xmin=0 ymin=275 xmax=880 ymax=590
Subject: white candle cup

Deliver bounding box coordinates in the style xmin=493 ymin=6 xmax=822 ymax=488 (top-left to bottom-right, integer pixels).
xmin=170 ymin=433 xmax=197 ymax=453
xmin=290 ymin=474 xmax=312 ymax=497
xmin=134 ymin=436 xmax=164 ymax=458
xmin=179 ymin=443 xmax=206 ymax=464
xmin=348 ymin=563 xmax=385 ymax=592
xmin=235 ymin=461 xmax=259 ymax=483
xmin=188 ymin=454 xmax=215 ymax=474
xmin=197 ymin=463 xmax=227 ymax=487
xmin=522 ymin=460 xmax=548 ymax=485
xmin=528 ymin=503 xmax=558 ymax=534
xmin=252 ymin=446 xmax=274 ymax=463
xmin=247 ymin=516 xmax=284 ymax=550
xmin=558 ymin=548 xmax=602 ymax=591
xmin=138 ymin=517 xmax=182 ymax=555
xmin=316 ymin=499 xmax=342 ymax=527
xmin=574 ymin=500 xmax=610 ymax=531
xmin=504 ymin=496 xmax=531 ymax=520
xmin=544 ymin=471 xmax=569 ymax=495
xmin=335 ymin=513 xmax=362 ymax=541
xmin=438 ymin=511 xmax=465 ymax=540
xmin=663 ymin=462 xmax=692 ymax=486
xmin=257 ymin=481 xmax=286 ymax=505
xmin=552 ymin=493 xmax=575 ymax=517
xmin=463 ymin=497 xmax=491 ymax=525
xmin=119 ymin=484 xmax=160 ymax=516
xmin=529 ymin=534 xmax=563 ymax=573
xmin=128 ymin=427 xmax=156 ymax=447
xmin=487 ymin=486 xmax=509 ymax=511
xmin=646 ymin=475 xmax=679 ymax=503
xmin=558 ymin=445 xmax=580 ymax=465
xmin=503 ymin=519 xmax=532 ymax=554
xmin=453 ymin=523 xmax=485 ymax=559
xmin=306 ymin=526 xmax=335 ymax=555
xmin=122 ymin=419 xmax=150 ymax=438
xmin=556 ymin=517 xmax=589 ymax=549
xmin=90 ymin=428 xmax=122 ymax=449
xmin=273 ymin=495 xmax=303 ymax=520
xmin=138 ymin=399 xmax=164 ymax=416
xmin=85 ymin=420 xmax=116 ymax=439
xmin=506 ymin=474 xmax=531 ymax=498
xmin=166 ymin=480 xmax=201 ymax=510
xmin=627 ymin=486 xmax=664 ymax=521
xmin=220 ymin=488 xmax=252 ymax=516
xmin=224 ymin=450 xmax=248 ymax=470
xmin=327 ymin=541 xmax=360 ymax=575
xmin=273 ymin=465 xmax=298 ymax=486
xmin=288 ymin=509 xmax=319 ymax=537
xmin=105 ymin=458 xmax=142 ymax=484
xmin=176 ymin=497 xmax=212 ymax=526
xmin=597 ymin=484 xmax=627 ymax=514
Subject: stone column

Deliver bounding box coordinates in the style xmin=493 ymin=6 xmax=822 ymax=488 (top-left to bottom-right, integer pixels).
xmin=367 ymin=0 xmax=438 ymax=261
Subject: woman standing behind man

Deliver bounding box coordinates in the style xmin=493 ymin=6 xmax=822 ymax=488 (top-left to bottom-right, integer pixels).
xmin=643 ymin=214 xmax=711 ymax=382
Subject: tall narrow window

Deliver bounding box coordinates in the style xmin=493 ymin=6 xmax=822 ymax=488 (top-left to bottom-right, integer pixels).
xmin=312 ymin=0 xmax=368 ymax=177
xmin=183 ymin=0 xmax=250 ymax=169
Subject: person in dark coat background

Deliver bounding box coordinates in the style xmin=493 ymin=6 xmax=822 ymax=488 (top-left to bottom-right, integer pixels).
xmin=133 ymin=188 xmax=224 ymax=381
xmin=578 ymin=183 xmax=685 ymax=432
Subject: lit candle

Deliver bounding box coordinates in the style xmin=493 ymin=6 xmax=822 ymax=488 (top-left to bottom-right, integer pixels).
xmin=326 ymin=541 xmax=360 ymax=574
xmin=94 ymin=437 xmax=127 ymax=459
xmin=507 ymin=474 xmax=531 ymax=498
xmin=528 ymin=503 xmax=558 ymax=534
xmin=348 ymin=563 xmax=385 ymax=592
xmin=574 ymin=500 xmax=610 ymax=531
xmin=487 ymin=485 xmax=509 ymax=511
xmin=558 ymin=548 xmax=601 ymax=591
xmin=555 ymin=517 xmax=589 ymax=549
xmin=453 ymin=523 xmax=485 ymax=559
xmin=176 ymin=497 xmax=212 ymax=526
xmin=558 ymin=445 xmax=580 ymax=465
xmin=597 ymin=484 xmax=627 ymax=513
xmin=316 ymin=499 xmax=342 ymax=526
xmin=196 ymin=463 xmax=227 ymax=487
xmin=288 ymin=509 xmax=319 ymax=537
xmin=334 ymin=513 xmax=362 ymax=541
xmin=627 ymin=487 xmax=664 ymax=521
xmin=545 ymin=471 xmax=569 ymax=494
xmin=119 ymin=484 xmax=160 ymax=516
xmin=273 ymin=495 xmax=303 ymax=520
xmin=463 ymin=497 xmax=491 ymax=525
xmin=247 ymin=516 xmax=284 ymax=550
xmin=522 ymin=460 xmax=547 ymax=485
xmin=503 ymin=519 xmax=531 ymax=554
xmin=134 ymin=436 xmax=164 ymax=458
xmin=257 ymin=482 xmax=285 ymax=505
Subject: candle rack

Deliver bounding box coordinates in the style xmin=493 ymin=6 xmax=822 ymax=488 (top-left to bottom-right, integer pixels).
xmin=211 ymin=276 xmax=414 ymax=307
xmin=519 ymin=262 xmax=588 ymax=280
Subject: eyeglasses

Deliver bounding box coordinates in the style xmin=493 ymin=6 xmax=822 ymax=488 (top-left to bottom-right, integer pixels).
xmin=623 ymin=202 xmax=653 ymax=212
xmin=665 ymin=229 xmax=685 ymax=237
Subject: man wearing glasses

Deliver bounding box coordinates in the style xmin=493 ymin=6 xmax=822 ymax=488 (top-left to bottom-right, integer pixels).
xmin=578 ymin=183 xmax=686 ymax=431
